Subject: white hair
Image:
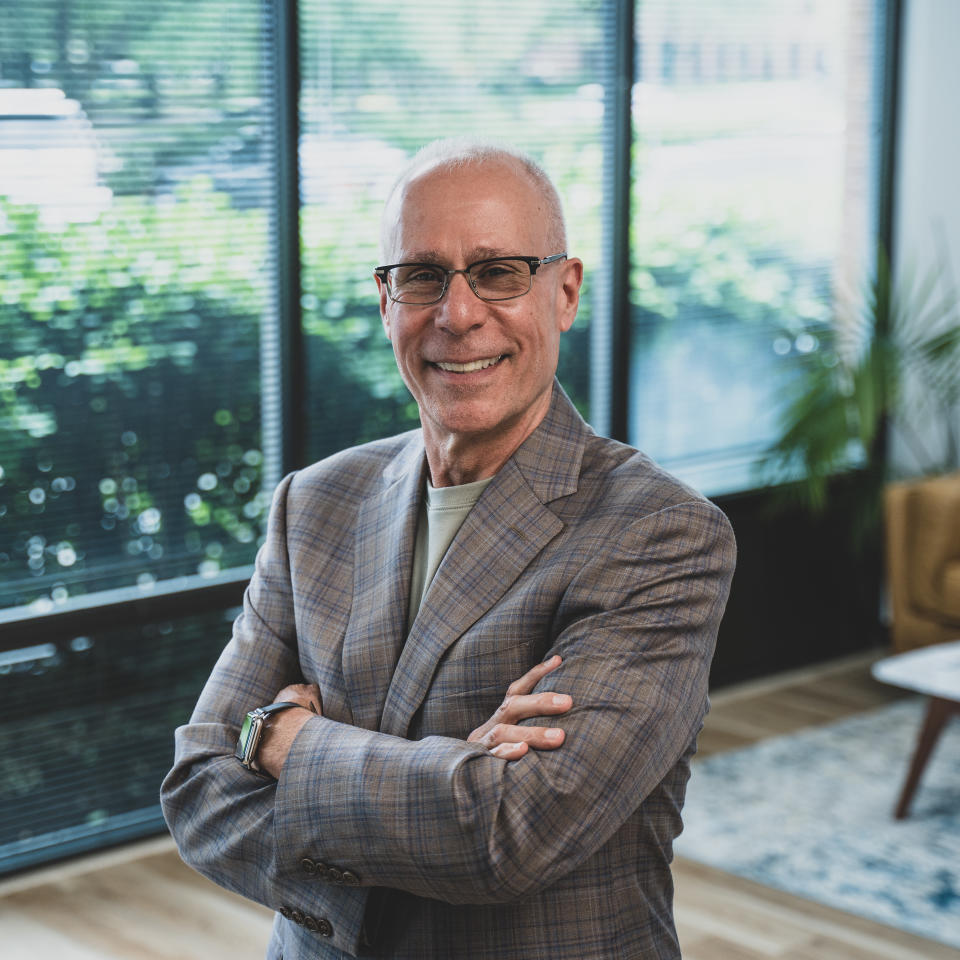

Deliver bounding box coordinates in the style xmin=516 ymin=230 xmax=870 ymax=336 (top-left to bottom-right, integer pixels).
xmin=379 ymin=137 xmax=568 ymax=261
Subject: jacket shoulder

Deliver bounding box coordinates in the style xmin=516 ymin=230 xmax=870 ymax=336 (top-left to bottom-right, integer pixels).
xmin=285 ymin=428 xmax=422 ymax=507
xmin=574 ymin=433 xmax=729 ymax=527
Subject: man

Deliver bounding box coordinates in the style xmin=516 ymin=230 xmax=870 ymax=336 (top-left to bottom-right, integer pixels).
xmin=161 ymin=139 xmax=736 ymax=959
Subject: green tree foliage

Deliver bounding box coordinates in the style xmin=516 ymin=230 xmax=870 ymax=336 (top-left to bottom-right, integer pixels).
xmin=2 ymin=173 xmax=829 ymax=609
xmin=0 ymin=184 xmax=270 ymax=605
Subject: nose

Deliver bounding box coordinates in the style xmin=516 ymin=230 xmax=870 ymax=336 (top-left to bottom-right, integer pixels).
xmin=434 ymin=271 xmax=486 ymax=336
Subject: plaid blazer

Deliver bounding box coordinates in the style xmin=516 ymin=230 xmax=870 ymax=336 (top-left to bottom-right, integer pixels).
xmin=161 ymin=381 xmax=735 ymax=960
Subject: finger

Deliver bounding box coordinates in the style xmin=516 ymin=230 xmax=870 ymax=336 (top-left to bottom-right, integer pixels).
xmin=287 ymin=683 xmax=321 ymax=701
xmin=482 ymin=723 xmax=566 ymax=751
xmin=494 ymin=691 xmax=572 ymax=726
xmin=274 ymin=683 xmax=323 ymax=715
xmin=505 ymin=655 xmax=563 ymax=698
xmin=467 ymin=690 xmax=572 ymax=742
xmin=466 ymin=659 xmax=568 ymax=743
xmin=489 ymin=741 xmax=529 ymax=760
xmin=274 ymin=687 xmax=309 ymax=706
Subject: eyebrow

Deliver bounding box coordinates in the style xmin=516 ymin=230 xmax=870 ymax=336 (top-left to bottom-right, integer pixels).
xmin=397 ymin=246 xmax=519 ymax=265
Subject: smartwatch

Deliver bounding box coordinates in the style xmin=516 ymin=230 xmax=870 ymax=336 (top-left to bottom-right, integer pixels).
xmin=235 ymin=701 xmax=305 ymax=772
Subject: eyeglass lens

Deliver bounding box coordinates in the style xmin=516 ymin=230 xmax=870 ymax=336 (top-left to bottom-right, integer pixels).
xmin=389 ymin=258 xmax=532 ymax=303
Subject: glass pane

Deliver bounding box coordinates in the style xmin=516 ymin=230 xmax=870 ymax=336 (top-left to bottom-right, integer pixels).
xmin=628 ymin=0 xmax=885 ymax=495
xmin=0 ymin=1 xmax=277 ymax=609
xmin=298 ymin=1 xmax=608 ymax=460
xmin=0 ymin=607 xmax=238 ymax=875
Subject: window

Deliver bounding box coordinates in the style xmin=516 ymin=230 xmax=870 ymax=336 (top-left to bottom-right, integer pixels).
xmin=1 ymin=0 xmax=278 ymax=873
xmin=628 ymin=0 xmax=887 ymax=495
xmin=0 ymin=0 xmax=891 ymax=875
xmin=1 ymin=0 xmax=278 ymax=609
xmin=296 ymin=2 xmax=608 ymax=459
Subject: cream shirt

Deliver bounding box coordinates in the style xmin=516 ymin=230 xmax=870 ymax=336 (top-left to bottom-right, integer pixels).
xmin=407 ymin=475 xmax=493 ymax=629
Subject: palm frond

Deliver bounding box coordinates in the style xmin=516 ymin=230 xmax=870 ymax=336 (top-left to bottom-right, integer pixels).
xmin=759 ymin=240 xmax=960 ymax=543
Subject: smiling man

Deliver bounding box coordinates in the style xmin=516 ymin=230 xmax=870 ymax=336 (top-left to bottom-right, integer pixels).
xmin=375 ymin=151 xmax=579 ymax=487
xmin=162 ymin=139 xmax=736 ymax=960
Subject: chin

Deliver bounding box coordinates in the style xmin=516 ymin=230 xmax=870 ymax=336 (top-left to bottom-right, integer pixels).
xmin=428 ymin=400 xmax=508 ymax=436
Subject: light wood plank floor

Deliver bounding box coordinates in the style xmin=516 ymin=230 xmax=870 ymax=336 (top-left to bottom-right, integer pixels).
xmin=2 ymin=650 xmax=957 ymax=959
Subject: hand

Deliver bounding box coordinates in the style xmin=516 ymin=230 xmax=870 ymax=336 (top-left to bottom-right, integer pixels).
xmin=467 ymin=655 xmax=572 ymax=760
xmin=256 ymin=682 xmax=323 ymax=779
xmin=273 ymin=682 xmax=324 ymax=715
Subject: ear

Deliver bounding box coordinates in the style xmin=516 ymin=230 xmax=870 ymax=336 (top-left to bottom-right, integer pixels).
xmin=375 ymin=271 xmax=392 ymax=340
xmin=556 ymin=257 xmax=583 ymax=333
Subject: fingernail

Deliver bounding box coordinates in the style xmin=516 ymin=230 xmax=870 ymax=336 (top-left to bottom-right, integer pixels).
xmin=552 ymin=694 xmax=568 ymax=706
xmin=545 ymin=728 xmax=563 ymax=740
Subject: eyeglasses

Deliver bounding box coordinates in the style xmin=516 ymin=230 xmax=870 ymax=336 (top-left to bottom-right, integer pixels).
xmin=374 ymin=253 xmax=567 ymax=305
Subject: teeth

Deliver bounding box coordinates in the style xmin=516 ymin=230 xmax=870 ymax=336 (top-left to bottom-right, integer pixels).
xmin=434 ymin=356 xmax=503 ymax=373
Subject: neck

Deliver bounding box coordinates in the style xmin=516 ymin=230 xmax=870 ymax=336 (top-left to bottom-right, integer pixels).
xmin=423 ymin=400 xmax=551 ymax=488
xmin=424 ymin=438 xmax=511 ymax=487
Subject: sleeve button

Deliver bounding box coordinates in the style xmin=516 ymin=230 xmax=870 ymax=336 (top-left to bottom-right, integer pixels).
xmin=279 ymin=905 xmax=293 ymax=919
xmin=327 ymin=866 xmax=344 ymax=884
xmin=300 ymin=858 xmax=317 ymax=876
xmin=342 ymin=870 xmax=360 ymax=886
xmin=318 ymin=918 xmax=333 ymax=938
xmin=304 ymin=916 xmax=320 ymax=933
xmin=291 ymin=909 xmax=305 ymax=925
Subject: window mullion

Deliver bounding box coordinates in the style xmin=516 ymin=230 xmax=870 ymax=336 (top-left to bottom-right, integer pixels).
xmin=594 ymin=0 xmax=634 ymax=442
xmin=264 ymin=0 xmax=305 ymax=483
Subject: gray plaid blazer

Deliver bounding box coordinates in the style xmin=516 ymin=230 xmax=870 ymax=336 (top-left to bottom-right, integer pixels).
xmin=161 ymin=381 xmax=735 ymax=959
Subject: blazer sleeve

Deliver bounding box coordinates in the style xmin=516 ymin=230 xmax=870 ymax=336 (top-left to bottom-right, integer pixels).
xmin=267 ymin=497 xmax=735 ymax=905
xmin=161 ymin=471 xmax=374 ymax=943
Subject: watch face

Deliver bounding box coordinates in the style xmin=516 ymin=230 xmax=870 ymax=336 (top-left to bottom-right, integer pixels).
xmin=236 ymin=710 xmax=260 ymax=765
xmin=239 ymin=712 xmax=254 ymax=746
xmin=236 ymin=705 xmax=295 ymax=770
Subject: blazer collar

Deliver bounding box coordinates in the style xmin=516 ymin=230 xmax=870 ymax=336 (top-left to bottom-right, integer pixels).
xmin=508 ymin=378 xmax=590 ymax=504
xmin=378 ymin=379 xmax=590 ymax=498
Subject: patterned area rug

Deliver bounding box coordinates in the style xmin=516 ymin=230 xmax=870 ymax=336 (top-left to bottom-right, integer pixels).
xmin=675 ymin=698 xmax=960 ymax=948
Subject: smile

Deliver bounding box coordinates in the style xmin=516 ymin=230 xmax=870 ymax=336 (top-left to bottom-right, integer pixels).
xmin=432 ymin=355 xmax=505 ymax=373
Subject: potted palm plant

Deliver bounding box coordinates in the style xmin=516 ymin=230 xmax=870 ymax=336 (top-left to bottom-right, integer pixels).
xmin=760 ymin=244 xmax=960 ymax=544
xmin=760 ymin=243 xmax=960 ymax=650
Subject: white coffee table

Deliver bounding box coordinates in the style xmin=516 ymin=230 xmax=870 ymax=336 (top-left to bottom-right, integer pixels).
xmin=871 ymin=639 xmax=960 ymax=818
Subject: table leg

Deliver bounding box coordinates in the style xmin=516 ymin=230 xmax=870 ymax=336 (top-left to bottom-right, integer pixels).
xmin=894 ymin=696 xmax=960 ymax=819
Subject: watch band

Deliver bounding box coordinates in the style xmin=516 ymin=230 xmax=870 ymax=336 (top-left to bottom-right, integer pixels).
xmin=235 ymin=701 xmax=305 ymax=772
xmin=257 ymin=700 xmax=303 ymax=717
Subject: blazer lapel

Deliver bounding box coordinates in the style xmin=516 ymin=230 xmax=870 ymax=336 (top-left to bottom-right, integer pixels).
xmin=379 ymin=380 xmax=590 ymax=739
xmin=341 ymin=436 xmax=427 ymax=731
xmin=379 ymin=463 xmax=563 ymax=737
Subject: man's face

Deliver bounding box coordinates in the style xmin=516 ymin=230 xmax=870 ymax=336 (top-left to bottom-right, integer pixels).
xmin=377 ymin=160 xmax=582 ymax=455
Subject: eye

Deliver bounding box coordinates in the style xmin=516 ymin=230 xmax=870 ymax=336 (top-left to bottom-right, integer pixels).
xmin=394 ymin=264 xmax=445 ymax=286
xmin=473 ymin=259 xmax=525 ymax=281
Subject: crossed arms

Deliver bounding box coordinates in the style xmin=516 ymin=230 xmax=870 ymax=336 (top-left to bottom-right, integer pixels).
xmin=258 ymin=653 xmax=573 ymax=777
xmin=161 ymin=483 xmax=734 ymax=931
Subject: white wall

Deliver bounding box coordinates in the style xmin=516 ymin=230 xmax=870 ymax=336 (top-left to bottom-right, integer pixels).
xmin=892 ymin=0 xmax=960 ymax=474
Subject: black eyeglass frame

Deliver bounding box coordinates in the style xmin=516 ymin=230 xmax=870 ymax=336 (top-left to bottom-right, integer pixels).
xmin=374 ymin=252 xmax=568 ymax=305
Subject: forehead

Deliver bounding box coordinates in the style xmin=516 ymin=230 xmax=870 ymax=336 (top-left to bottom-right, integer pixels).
xmin=388 ymin=160 xmax=548 ymax=261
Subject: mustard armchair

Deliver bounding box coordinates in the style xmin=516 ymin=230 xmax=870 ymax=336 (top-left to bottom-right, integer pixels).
xmin=885 ymin=471 xmax=960 ymax=652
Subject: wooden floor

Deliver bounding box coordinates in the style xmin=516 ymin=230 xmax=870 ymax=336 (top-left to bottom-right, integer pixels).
xmin=2 ymin=650 xmax=957 ymax=960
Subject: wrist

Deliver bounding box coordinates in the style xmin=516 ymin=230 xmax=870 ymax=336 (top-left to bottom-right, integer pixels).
xmin=257 ymin=706 xmax=314 ymax=779
xmin=235 ymin=701 xmax=310 ymax=775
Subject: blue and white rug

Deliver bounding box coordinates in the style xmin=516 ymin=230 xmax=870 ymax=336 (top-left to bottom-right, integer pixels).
xmin=675 ymin=697 xmax=960 ymax=948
